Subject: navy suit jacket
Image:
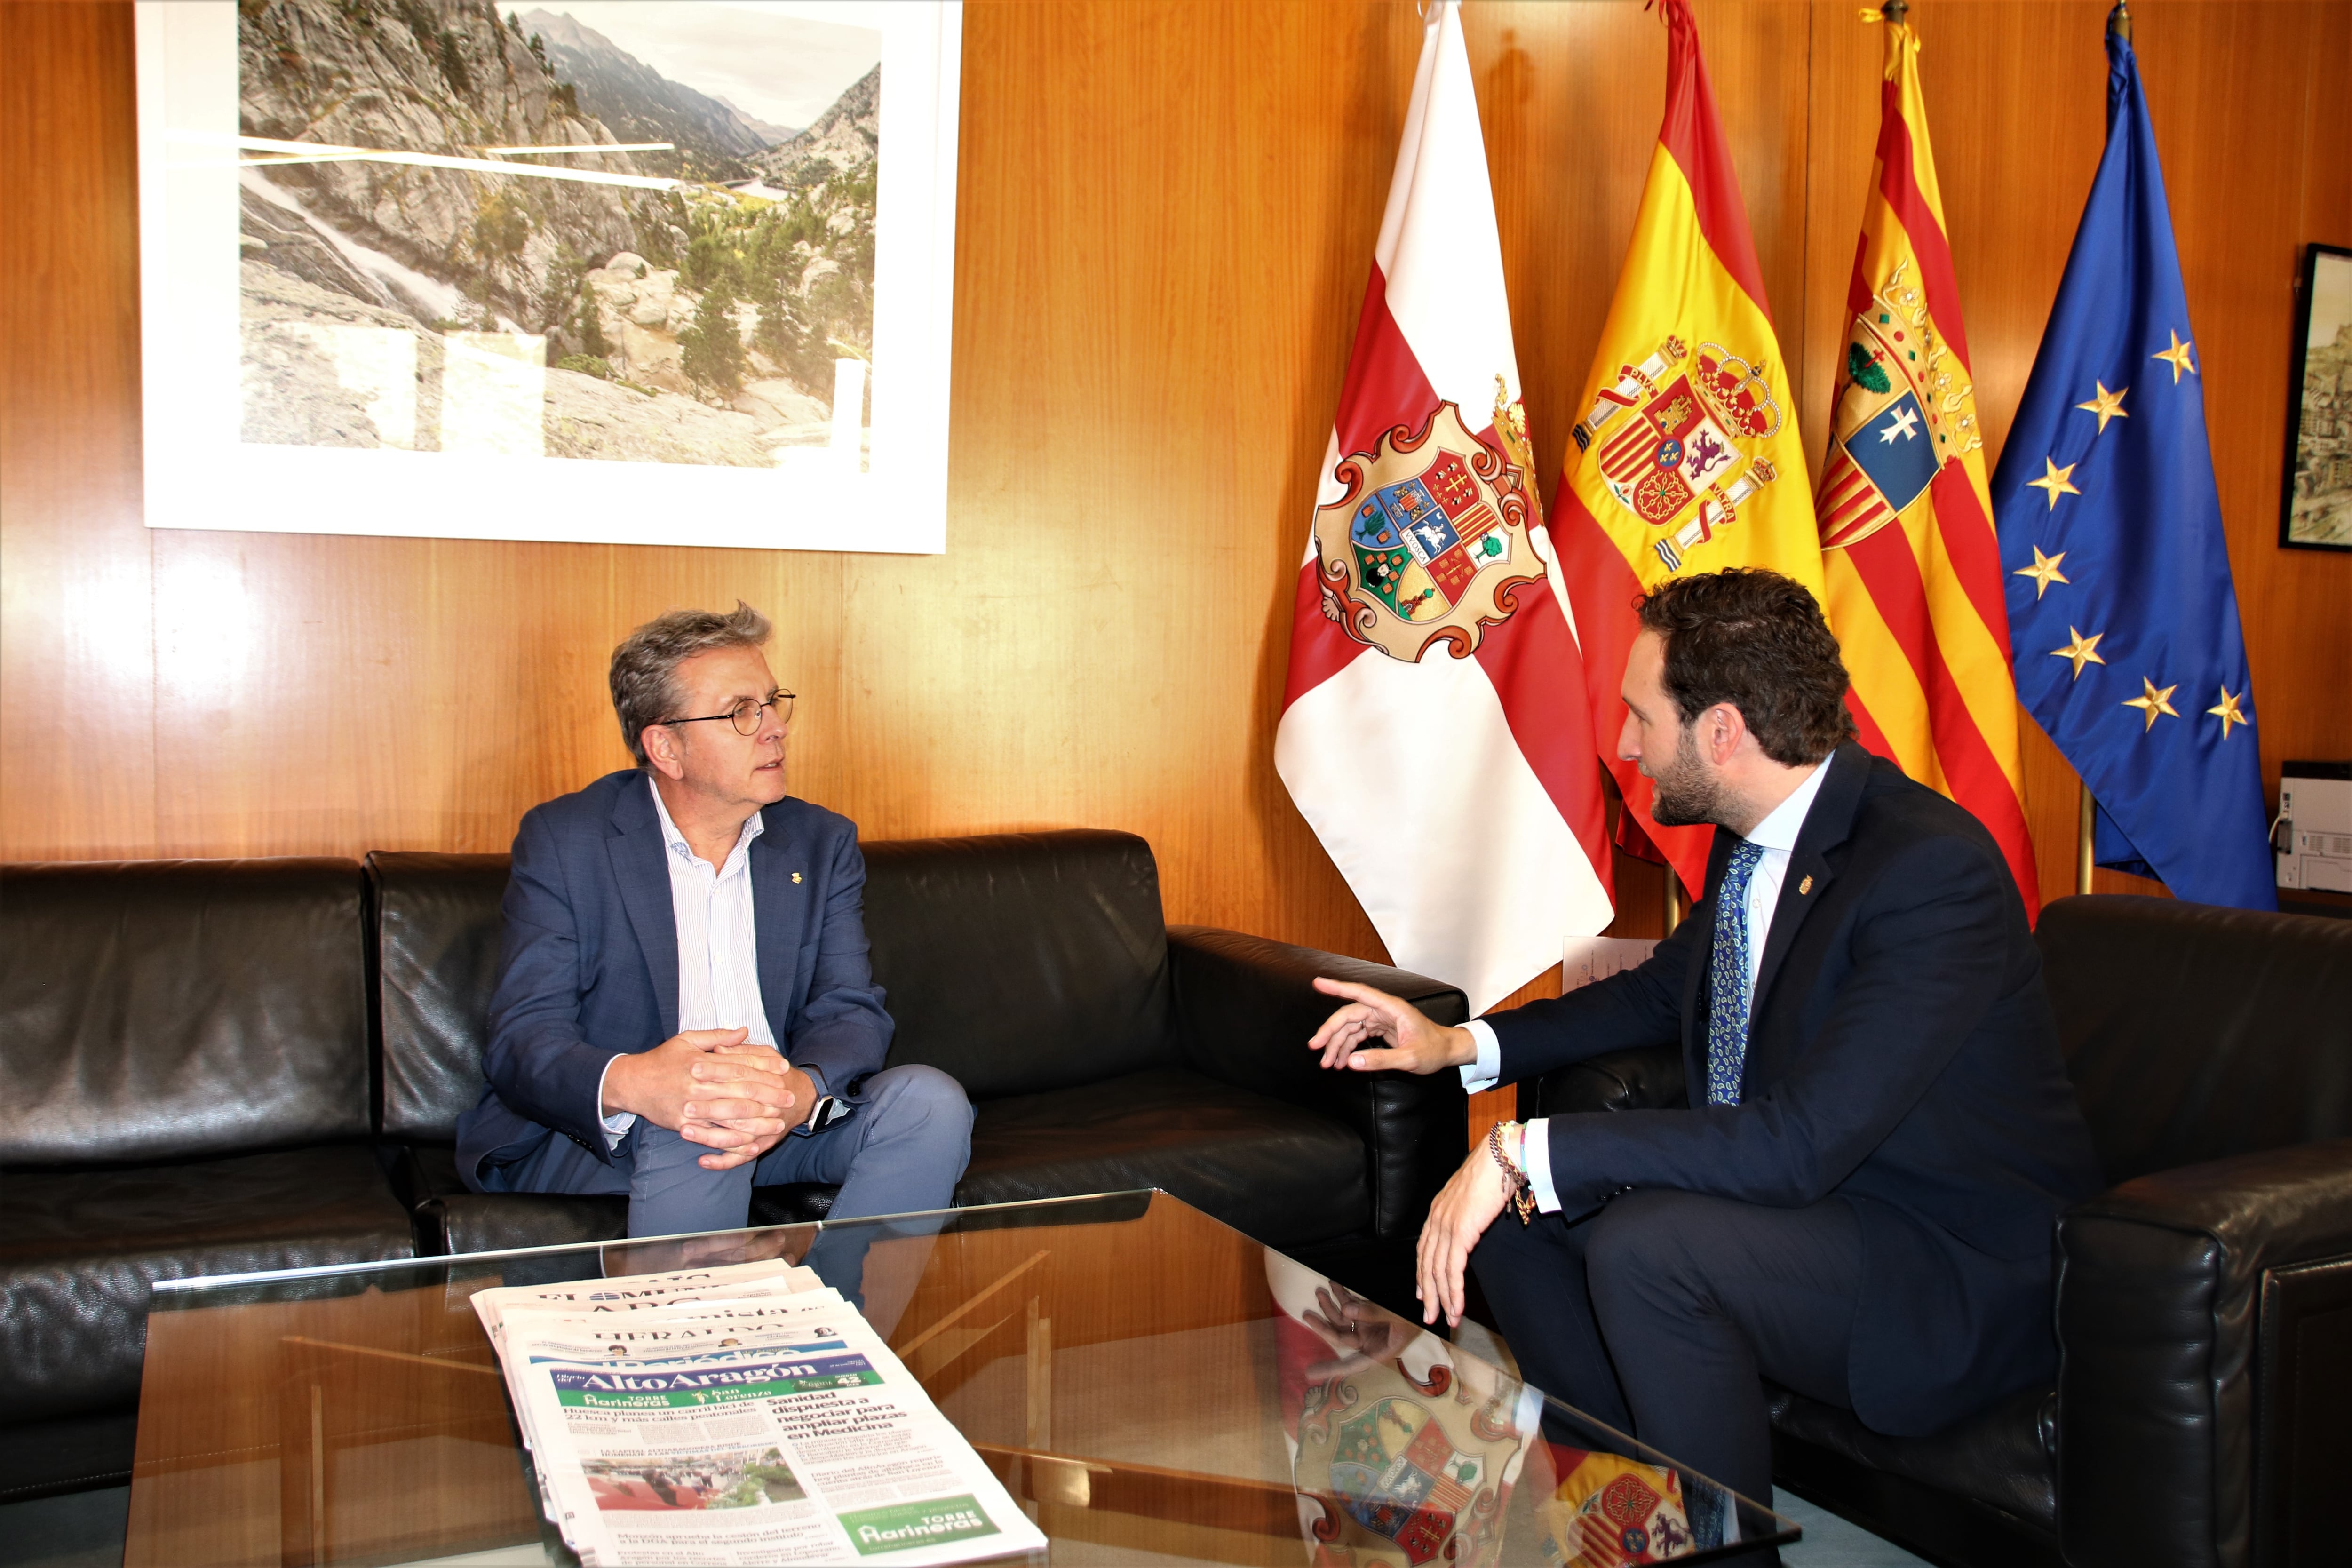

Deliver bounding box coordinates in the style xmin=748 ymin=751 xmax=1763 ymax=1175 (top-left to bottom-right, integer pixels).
xmin=1488 ymin=743 xmax=2103 ymax=1435
xmin=454 ymin=769 xmax=893 ymax=1188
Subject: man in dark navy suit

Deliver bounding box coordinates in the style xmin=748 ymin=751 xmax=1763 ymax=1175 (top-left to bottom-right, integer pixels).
xmin=455 ymin=603 xmax=970 ymax=1241
xmin=1308 ymin=569 xmax=2102 ymax=1512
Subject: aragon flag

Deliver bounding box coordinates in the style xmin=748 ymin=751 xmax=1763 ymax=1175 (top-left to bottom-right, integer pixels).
xmin=1274 ymin=0 xmax=1612 ymax=1015
xmin=1551 ymin=0 xmax=1826 ymax=902
xmin=1813 ymin=11 xmax=2040 ymax=917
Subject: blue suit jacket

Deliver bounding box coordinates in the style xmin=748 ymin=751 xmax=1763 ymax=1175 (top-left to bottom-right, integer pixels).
xmin=1489 ymin=743 xmax=2104 ymax=1435
xmin=454 ymin=769 xmax=893 ymax=1188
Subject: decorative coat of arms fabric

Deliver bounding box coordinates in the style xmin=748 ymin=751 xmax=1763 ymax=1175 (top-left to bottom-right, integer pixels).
xmin=1545 ymin=0 xmax=1828 ymax=903
xmin=1813 ymin=14 xmax=2040 ymax=917
xmin=1267 ymin=1254 xmax=1541 ymax=1568
xmin=1535 ymin=1449 xmax=1694 ymax=1568
xmin=1275 ymin=0 xmax=1611 ymax=1013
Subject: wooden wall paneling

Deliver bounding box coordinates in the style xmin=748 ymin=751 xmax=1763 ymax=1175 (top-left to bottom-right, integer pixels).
xmin=2147 ymin=1 xmax=2352 ymax=795
xmin=3 ymin=0 xmax=2345 ymax=953
xmin=0 ymin=0 xmax=158 ymax=862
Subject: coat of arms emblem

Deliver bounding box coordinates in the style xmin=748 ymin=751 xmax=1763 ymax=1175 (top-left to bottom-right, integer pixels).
xmin=1571 ymin=335 xmax=1784 ymax=573
xmin=1818 ymin=258 xmax=1982 ymax=550
xmin=1312 ymin=397 xmax=1545 ymax=663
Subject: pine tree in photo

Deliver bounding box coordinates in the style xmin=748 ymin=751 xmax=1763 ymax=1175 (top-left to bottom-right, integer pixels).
xmin=679 ymin=282 xmax=746 ymax=399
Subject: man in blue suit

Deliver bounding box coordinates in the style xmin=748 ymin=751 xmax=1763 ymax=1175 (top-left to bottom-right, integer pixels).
xmin=1309 ymin=570 xmax=2102 ymax=1512
xmin=456 ymin=602 xmax=971 ymax=1240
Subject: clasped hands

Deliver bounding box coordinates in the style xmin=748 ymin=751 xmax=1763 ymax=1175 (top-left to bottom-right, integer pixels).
xmin=1308 ymin=978 xmax=1520 ymax=1331
xmin=602 ymin=1028 xmax=816 ymax=1172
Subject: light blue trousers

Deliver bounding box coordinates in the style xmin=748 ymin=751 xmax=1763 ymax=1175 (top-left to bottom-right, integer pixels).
xmin=493 ymin=1062 xmax=973 ymax=1239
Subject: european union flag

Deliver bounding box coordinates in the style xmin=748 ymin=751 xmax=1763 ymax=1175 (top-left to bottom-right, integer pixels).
xmin=1991 ymin=7 xmax=2274 ymax=911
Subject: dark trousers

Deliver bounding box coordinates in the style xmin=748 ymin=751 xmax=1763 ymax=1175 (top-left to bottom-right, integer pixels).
xmin=1469 ymin=1187 xmax=1862 ymax=1508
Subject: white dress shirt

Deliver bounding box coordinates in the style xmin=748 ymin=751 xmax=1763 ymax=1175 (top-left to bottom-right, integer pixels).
xmin=596 ymin=779 xmax=779 ymax=1146
xmin=1458 ymin=757 xmax=1831 ymax=1211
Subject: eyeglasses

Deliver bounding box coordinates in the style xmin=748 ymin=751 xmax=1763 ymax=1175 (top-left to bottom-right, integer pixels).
xmin=656 ymin=689 xmax=795 ymax=736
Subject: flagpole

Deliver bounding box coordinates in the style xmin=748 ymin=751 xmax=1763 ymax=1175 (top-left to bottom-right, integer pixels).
xmin=2077 ymin=782 xmax=2096 ymax=896
xmin=1664 ymin=872 xmax=1686 ymax=935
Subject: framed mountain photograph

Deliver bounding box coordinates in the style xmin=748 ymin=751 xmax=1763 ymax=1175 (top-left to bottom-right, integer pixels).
xmin=135 ymin=1 xmax=961 ymax=553
xmin=2281 ymin=243 xmax=2351 ymax=552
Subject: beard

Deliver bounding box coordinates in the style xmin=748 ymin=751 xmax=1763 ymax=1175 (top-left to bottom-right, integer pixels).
xmin=1646 ymin=724 xmax=1727 ymax=828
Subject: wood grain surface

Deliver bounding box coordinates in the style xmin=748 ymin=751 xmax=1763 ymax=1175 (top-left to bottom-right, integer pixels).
xmin=5 ymin=2 xmax=2345 ymax=1027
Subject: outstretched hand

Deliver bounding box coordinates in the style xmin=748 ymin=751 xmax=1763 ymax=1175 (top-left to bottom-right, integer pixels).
xmin=1300 ymin=1283 xmax=1414 ymax=1381
xmin=1306 ymin=978 xmax=1477 ymax=1075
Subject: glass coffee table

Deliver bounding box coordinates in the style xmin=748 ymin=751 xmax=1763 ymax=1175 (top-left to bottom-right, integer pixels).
xmin=124 ymin=1190 xmax=1796 ymax=1565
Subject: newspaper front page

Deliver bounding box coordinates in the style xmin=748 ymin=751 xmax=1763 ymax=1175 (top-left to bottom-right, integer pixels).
xmin=472 ymin=1261 xmax=1043 ymax=1566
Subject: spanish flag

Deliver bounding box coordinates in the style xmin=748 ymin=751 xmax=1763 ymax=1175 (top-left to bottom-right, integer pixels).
xmin=1816 ymin=14 xmax=2039 ymax=916
xmin=1554 ymin=0 xmax=1827 ymax=902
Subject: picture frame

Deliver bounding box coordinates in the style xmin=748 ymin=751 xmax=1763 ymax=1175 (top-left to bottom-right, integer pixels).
xmin=135 ymin=1 xmax=961 ymax=555
xmin=2280 ymin=242 xmax=2351 ymax=552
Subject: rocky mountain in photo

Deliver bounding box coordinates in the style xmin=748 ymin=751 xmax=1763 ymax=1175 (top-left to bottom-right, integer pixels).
xmin=715 ymin=96 xmax=799 ymax=149
xmin=238 ymin=0 xmax=658 ymax=330
xmin=754 ymin=64 xmax=877 ymax=188
xmin=519 ymin=8 xmax=777 ymax=181
xmin=235 ymin=0 xmax=867 ymax=468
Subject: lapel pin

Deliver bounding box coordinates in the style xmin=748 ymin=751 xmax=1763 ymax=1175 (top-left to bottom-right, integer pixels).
xmin=1798 ymin=875 xmax=1813 ymax=895
xmin=791 ymin=872 xmax=803 ymax=884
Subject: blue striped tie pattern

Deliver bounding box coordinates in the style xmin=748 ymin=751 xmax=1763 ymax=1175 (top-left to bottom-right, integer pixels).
xmin=1706 ymin=840 xmax=1766 ymax=1106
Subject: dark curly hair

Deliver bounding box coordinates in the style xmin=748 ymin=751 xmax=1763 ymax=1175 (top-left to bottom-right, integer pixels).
xmin=1635 ymin=569 xmax=1856 ymax=765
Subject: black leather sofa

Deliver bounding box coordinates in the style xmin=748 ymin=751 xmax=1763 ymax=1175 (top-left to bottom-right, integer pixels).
xmin=0 ymin=830 xmax=1465 ymax=1502
xmin=0 ymin=860 xmax=421 ymax=1504
xmin=1526 ymin=895 xmax=2352 ymax=1568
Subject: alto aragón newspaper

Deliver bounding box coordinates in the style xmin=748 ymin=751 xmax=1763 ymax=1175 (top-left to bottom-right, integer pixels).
xmin=471 ymin=1259 xmax=1045 ymax=1565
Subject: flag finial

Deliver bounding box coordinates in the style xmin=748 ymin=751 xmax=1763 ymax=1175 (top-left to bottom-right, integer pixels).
xmin=1880 ymin=0 xmax=1909 ymax=24
xmin=2108 ymin=2 xmax=2131 ymax=43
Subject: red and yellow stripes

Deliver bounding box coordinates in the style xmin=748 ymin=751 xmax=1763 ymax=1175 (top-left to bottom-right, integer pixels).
xmin=1815 ymin=20 xmax=2039 ymax=915
xmin=1555 ymin=0 xmax=1827 ymax=900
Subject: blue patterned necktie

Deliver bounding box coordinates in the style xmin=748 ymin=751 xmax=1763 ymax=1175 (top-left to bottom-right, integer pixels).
xmin=1706 ymin=840 xmax=1766 ymax=1106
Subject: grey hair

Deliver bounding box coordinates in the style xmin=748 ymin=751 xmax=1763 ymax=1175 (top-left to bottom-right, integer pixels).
xmin=609 ymin=601 xmax=772 ymax=766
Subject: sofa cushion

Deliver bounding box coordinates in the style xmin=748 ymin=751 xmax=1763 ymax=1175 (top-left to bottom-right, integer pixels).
xmin=2037 ymin=896 xmax=2352 ymax=1182
xmin=864 ymin=832 xmax=1178 ymax=1099
xmin=0 ymin=1146 xmax=415 ymax=1422
xmin=0 ymin=859 xmax=371 ymax=1166
xmin=369 ymin=852 xmax=511 ymax=1142
xmin=1767 ymin=1382 xmax=2058 ymax=1534
xmin=0 ymin=1411 xmax=142 ymax=1502
xmin=957 ymin=1067 xmax=1371 ymax=1247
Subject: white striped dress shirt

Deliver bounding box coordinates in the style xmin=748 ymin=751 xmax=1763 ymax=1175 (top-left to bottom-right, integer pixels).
xmin=597 ymin=778 xmax=779 ymax=1145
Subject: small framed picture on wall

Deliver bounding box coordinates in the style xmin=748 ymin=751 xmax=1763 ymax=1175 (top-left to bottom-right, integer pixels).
xmin=2281 ymin=242 xmax=2352 ymax=551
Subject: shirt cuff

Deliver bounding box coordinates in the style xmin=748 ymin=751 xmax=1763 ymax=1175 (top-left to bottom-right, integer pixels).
xmin=1521 ymin=1116 xmax=1562 ymax=1214
xmin=1457 ymin=1019 xmax=1503 ymax=1094
xmin=596 ymin=1054 xmax=637 ymax=1149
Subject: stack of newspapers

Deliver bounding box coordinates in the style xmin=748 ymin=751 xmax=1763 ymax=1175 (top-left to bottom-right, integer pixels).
xmin=472 ymin=1257 xmax=1047 ymax=1565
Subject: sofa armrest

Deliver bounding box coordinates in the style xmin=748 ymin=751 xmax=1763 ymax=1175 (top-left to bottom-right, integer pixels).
xmin=1518 ymin=1043 xmax=1685 ymax=1119
xmin=1166 ymin=925 xmax=1466 ymax=1245
xmin=2057 ymin=1137 xmax=2352 ymax=1568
